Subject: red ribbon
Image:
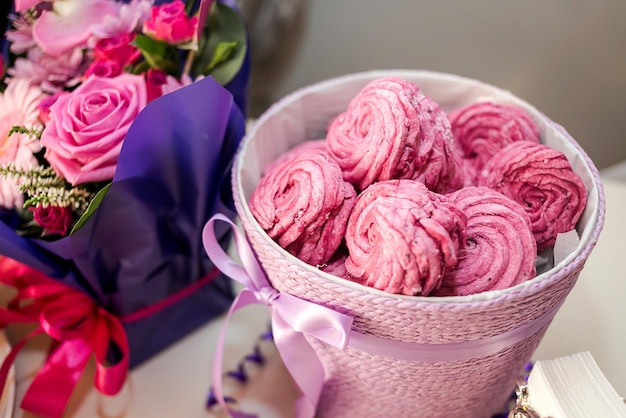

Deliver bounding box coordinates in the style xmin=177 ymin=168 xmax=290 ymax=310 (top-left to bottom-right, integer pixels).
xmin=0 ymin=257 xmax=129 ymax=418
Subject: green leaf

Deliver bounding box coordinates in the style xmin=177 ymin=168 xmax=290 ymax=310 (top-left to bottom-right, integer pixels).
xmin=133 ymin=34 xmax=169 ymax=57
xmin=8 ymin=125 xmax=42 ymax=139
xmin=192 ymin=2 xmax=247 ymax=85
xmin=133 ymin=34 xmax=180 ymax=76
xmin=204 ymin=41 xmax=238 ymax=73
xmin=129 ymin=60 xmax=151 ymax=75
xmin=69 ymin=183 xmax=111 ymax=235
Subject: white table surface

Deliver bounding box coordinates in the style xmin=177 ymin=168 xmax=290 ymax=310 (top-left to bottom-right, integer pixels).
xmin=3 ymin=178 xmax=625 ymax=418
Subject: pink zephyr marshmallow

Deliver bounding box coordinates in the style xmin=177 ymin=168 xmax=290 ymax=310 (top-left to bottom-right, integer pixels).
xmin=326 ymin=76 xmax=463 ymax=193
xmin=433 ymin=186 xmax=537 ymax=296
xmin=448 ymin=101 xmax=540 ymax=185
xmin=478 ymin=141 xmax=587 ymax=251
xmin=344 ymin=179 xmax=467 ymax=296
xmin=249 ymin=148 xmax=357 ymax=267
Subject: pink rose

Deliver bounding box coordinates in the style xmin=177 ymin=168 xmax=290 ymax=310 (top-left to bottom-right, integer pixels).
xmin=40 ymin=74 xmax=147 ymax=185
xmin=143 ymin=0 xmax=198 ymax=45
xmin=30 ymin=204 xmax=73 ymax=236
xmin=93 ymin=34 xmax=141 ymax=68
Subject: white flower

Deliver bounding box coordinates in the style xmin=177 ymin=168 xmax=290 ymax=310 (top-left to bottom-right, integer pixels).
xmin=0 ymin=80 xmax=46 ymax=208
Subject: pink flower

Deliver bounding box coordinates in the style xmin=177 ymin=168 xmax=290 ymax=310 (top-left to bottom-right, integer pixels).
xmin=143 ymin=0 xmax=198 ymax=45
xmin=32 ymin=0 xmax=119 ymax=57
xmin=93 ymin=34 xmax=140 ymax=69
xmin=30 ymin=204 xmax=73 ymax=236
xmin=7 ymin=47 xmax=85 ymax=93
xmin=6 ymin=15 xmax=37 ymax=55
xmin=40 ymin=74 xmax=148 ymax=185
xmin=84 ymin=60 xmax=122 ymax=79
xmin=0 ymin=80 xmax=45 ymax=208
xmin=160 ymin=73 xmax=195 ymax=96
xmin=145 ymin=72 xmax=197 ymax=101
xmin=90 ymin=0 xmax=154 ymax=39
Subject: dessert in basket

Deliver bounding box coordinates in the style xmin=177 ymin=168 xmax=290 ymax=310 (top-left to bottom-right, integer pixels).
xmin=203 ymin=70 xmax=604 ymax=418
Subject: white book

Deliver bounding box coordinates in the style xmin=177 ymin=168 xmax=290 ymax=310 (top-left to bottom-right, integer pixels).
xmin=511 ymin=351 xmax=626 ymax=418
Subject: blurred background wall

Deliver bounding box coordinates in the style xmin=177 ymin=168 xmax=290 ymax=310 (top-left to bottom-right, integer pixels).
xmin=246 ymin=0 xmax=626 ymax=170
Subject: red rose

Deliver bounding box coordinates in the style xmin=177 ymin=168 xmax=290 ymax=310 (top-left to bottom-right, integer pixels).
xmin=31 ymin=205 xmax=73 ymax=236
xmin=145 ymin=68 xmax=168 ymax=102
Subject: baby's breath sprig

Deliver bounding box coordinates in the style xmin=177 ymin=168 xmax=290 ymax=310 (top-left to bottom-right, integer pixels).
xmin=0 ymin=165 xmax=93 ymax=213
xmin=23 ymin=186 xmax=92 ymax=213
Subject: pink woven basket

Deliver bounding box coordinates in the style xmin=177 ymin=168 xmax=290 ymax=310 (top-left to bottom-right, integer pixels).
xmin=232 ymin=70 xmax=605 ymax=418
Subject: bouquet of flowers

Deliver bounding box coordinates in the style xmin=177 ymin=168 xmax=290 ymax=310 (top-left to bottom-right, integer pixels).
xmin=0 ymin=0 xmax=249 ymax=416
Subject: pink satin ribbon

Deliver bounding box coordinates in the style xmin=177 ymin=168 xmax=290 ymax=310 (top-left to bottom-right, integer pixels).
xmin=203 ymin=214 xmax=564 ymax=418
xmin=0 ymin=258 xmax=129 ymax=418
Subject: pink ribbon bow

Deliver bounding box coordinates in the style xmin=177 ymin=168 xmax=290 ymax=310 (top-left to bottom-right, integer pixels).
xmin=203 ymin=214 xmax=354 ymax=418
xmin=0 ymin=257 xmax=129 ymax=418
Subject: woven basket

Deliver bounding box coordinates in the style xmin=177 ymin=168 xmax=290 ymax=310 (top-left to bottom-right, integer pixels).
xmin=232 ymin=70 xmax=605 ymax=418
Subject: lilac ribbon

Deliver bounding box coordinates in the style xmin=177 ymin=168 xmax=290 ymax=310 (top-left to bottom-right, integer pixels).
xmin=202 ymin=214 xmax=354 ymax=418
xmin=202 ymin=214 xmax=563 ymax=418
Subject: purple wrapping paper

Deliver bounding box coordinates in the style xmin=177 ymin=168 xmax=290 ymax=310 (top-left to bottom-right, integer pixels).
xmin=0 ymin=75 xmax=246 ymax=367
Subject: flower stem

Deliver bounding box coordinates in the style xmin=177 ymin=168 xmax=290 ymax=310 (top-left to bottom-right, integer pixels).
xmin=182 ymin=49 xmax=196 ymax=77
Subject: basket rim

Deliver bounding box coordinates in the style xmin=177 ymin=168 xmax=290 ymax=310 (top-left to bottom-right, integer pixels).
xmin=233 ymin=69 xmax=606 ymax=306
